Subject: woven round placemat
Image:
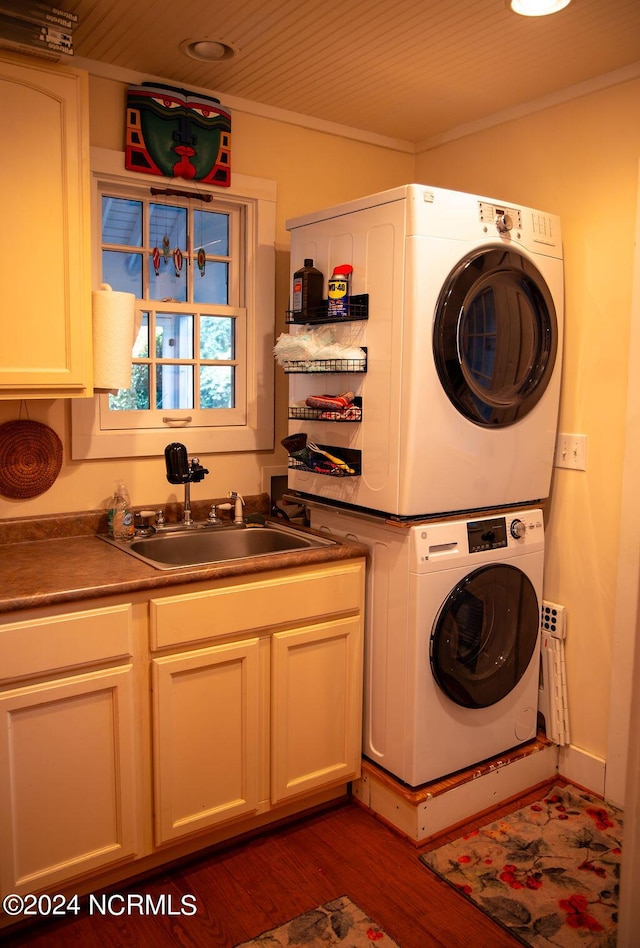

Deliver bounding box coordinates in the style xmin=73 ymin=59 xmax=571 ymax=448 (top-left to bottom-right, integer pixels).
xmin=0 ymin=420 xmax=63 ymax=499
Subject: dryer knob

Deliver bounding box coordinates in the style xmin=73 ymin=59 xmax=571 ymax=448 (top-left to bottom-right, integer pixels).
xmin=495 ymin=211 xmax=513 ymax=234
xmin=510 ymin=519 xmax=526 ymax=539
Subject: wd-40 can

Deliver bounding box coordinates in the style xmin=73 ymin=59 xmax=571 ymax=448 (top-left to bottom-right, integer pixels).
xmin=327 ymin=264 xmax=353 ymax=318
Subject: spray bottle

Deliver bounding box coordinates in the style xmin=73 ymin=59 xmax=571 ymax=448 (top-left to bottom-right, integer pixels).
xmin=327 ymin=264 xmax=354 ymax=319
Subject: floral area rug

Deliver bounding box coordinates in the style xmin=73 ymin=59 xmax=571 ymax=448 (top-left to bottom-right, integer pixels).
xmin=419 ymin=784 xmax=622 ymax=947
xmin=234 ymin=895 xmax=400 ymax=947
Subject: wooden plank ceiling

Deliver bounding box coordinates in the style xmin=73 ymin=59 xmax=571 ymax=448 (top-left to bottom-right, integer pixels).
xmin=61 ymin=0 xmax=640 ymax=143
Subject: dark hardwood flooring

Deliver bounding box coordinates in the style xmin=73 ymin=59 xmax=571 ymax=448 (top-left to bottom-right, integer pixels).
xmin=2 ymin=784 xmax=559 ymax=948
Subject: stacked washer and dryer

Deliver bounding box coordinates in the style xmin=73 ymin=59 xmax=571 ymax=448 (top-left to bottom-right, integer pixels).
xmin=284 ymin=184 xmax=563 ymax=787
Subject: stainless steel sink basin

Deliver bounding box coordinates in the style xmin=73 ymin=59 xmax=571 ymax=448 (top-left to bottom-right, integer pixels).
xmin=100 ymin=523 xmax=335 ymax=570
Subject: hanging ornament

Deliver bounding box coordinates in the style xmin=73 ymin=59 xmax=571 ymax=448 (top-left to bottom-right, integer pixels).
xmin=173 ymin=247 xmax=183 ymax=277
xmin=162 ymin=234 xmax=171 ymax=265
xmin=152 ymin=246 xmax=161 ymax=276
xmin=197 ymin=247 xmax=206 ymax=277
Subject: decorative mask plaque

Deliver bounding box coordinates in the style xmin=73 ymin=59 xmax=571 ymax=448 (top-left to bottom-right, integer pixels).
xmin=125 ymin=82 xmax=231 ymax=186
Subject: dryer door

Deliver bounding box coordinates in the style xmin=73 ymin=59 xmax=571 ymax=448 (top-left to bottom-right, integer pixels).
xmin=430 ymin=563 xmax=539 ymax=709
xmin=433 ymin=247 xmax=558 ymax=427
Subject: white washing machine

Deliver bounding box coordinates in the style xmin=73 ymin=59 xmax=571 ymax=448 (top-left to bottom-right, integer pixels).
xmin=311 ymin=503 xmax=544 ymax=787
xmin=286 ymin=184 xmax=564 ymax=518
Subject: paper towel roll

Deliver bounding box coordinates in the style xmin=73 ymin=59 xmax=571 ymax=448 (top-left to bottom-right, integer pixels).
xmin=92 ymin=283 xmax=137 ymax=391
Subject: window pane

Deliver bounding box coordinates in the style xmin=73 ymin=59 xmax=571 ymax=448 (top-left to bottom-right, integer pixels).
xmin=102 ymin=197 xmax=142 ymax=246
xmin=200 ymin=366 xmax=234 ymax=408
xmin=194 ymin=261 xmax=229 ymax=305
xmin=108 ymin=364 xmax=150 ymax=410
xmin=194 ymin=210 xmax=228 ymax=256
xmin=149 ymin=253 xmax=187 ymax=302
xmin=157 ymin=364 xmax=194 ymax=409
xmin=102 ymin=250 xmax=142 ymax=296
xmin=200 ymin=316 xmax=233 ymax=359
xmin=156 ymin=313 xmax=193 ymax=359
xmin=133 ymin=313 xmax=149 ymax=358
xmin=149 ymin=203 xmax=187 ymax=251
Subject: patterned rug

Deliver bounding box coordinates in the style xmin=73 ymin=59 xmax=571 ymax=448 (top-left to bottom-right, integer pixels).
xmin=419 ymin=784 xmax=622 ymax=947
xmin=234 ymin=895 xmax=400 ymax=947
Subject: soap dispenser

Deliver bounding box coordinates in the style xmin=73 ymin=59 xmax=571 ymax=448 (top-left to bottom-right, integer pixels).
xmin=108 ymin=480 xmax=134 ymax=539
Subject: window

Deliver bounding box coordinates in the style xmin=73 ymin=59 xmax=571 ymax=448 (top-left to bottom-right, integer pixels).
xmin=72 ymin=148 xmax=276 ymax=459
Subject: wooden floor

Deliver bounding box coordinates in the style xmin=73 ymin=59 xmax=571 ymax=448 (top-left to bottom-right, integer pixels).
xmin=2 ymin=783 xmax=560 ymax=948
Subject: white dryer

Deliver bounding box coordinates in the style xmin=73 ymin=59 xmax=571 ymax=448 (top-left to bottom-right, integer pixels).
xmin=311 ymin=504 xmax=544 ymax=787
xmin=286 ymin=184 xmax=564 ymax=518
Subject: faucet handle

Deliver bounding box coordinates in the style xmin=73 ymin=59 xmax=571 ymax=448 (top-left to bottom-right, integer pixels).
xmin=155 ymin=508 xmax=166 ymax=526
xmin=135 ymin=509 xmax=157 ymax=536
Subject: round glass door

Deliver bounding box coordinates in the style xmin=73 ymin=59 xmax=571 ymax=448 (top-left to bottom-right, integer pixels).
xmin=430 ymin=564 xmax=539 ymax=709
xmin=433 ymin=247 xmax=558 ymax=427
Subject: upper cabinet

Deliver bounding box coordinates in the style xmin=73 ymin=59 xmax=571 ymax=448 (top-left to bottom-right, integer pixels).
xmin=0 ymin=53 xmax=92 ymax=398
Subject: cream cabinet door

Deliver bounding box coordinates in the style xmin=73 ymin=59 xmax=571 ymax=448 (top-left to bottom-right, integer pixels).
xmin=152 ymin=638 xmax=262 ymax=845
xmin=271 ymin=616 xmax=363 ymax=804
xmin=0 ymin=665 xmax=138 ymax=897
xmin=0 ymin=54 xmax=91 ymax=397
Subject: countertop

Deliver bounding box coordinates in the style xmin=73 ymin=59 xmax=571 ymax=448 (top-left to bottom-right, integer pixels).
xmin=0 ymin=498 xmax=368 ymax=616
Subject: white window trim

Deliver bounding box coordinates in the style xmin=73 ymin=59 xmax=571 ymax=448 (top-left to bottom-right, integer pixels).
xmin=72 ymin=147 xmax=276 ymax=460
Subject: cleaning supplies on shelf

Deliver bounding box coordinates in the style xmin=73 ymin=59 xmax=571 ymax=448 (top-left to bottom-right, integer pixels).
xmin=305 ymin=392 xmax=355 ymax=410
xmin=273 ymin=325 xmax=366 ymax=370
xmin=108 ymin=480 xmax=135 ymax=539
xmin=280 ymin=433 xmax=360 ymax=476
xmin=292 ymin=259 xmax=323 ymax=318
xmin=327 ymin=264 xmax=353 ymax=319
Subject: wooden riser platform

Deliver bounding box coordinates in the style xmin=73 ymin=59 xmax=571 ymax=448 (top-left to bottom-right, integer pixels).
xmin=352 ymin=734 xmax=559 ymax=844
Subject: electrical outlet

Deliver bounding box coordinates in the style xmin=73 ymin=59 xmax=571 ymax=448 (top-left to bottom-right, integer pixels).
xmin=554 ymin=433 xmax=587 ymax=471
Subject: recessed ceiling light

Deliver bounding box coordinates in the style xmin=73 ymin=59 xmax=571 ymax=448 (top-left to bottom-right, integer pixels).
xmin=510 ymin=0 xmax=571 ymax=15
xmin=180 ymin=39 xmax=237 ymax=62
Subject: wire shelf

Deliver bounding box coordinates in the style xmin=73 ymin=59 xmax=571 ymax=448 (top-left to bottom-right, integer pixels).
xmin=288 ymin=398 xmax=362 ymax=422
xmin=286 ymin=294 xmax=369 ymax=325
xmin=281 ymin=350 xmax=367 ymax=374
xmin=288 ymin=457 xmax=361 ymax=477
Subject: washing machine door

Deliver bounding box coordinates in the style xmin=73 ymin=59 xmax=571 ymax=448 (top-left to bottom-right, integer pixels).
xmin=433 ymin=247 xmax=558 ymax=427
xmin=430 ymin=563 xmax=539 ymax=709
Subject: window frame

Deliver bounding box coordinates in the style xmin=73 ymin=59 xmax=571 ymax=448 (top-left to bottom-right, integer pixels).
xmin=72 ymin=148 xmax=276 ymax=460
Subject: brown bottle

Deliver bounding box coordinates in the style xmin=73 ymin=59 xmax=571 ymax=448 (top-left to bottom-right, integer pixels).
xmin=292 ymin=259 xmax=323 ymax=318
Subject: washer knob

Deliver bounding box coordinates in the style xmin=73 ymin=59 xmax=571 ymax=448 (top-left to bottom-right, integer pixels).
xmin=510 ymin=519 xmax=526 ymax=539
xmin=495 ymin=211 xmax=513 ymax=234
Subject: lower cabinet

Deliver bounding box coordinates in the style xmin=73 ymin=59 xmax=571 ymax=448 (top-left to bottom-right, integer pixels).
xmin=271 ymin=617 xmax=363 ymax=803
xmin=0 ymin=558 xmax=365 ymax=920
xmin=152 ymin=637 xmax=264 ymax=845
xmin=0 ymin=604 xmax=139 ymax=897
xmin=149 ymin=560 xmax=365 ymax=847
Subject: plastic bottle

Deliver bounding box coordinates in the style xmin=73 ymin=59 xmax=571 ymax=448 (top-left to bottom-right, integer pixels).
xmin=327 ymin=264 xmax=354 ymax=319
xmin=108 ymin=480 xmax=135 ymax=540
xmin=292 ymin=259 xmax=323 ymax=318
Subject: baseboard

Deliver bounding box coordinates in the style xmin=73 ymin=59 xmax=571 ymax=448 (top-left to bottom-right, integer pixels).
xmin=558 ymin=743 xmax=606 ymax=798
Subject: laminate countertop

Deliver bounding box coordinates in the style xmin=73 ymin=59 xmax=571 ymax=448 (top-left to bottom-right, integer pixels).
xmin=0 ymin=499 xmax=367 ymax=616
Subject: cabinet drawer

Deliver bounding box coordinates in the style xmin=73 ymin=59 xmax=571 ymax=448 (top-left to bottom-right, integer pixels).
xmin=150 ymin=561 xmax=365 ymax=649
xmin=0 ymin=604 xmax=133 ymax=683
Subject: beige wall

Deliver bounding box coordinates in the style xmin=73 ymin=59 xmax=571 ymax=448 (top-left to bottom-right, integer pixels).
xmin=416 ymin=78 xmax=640 ymax=762
xmin=3 ymin=59 xmax=637 ymax=775
xmin=0 ymin=70 xmax=413 ymax=521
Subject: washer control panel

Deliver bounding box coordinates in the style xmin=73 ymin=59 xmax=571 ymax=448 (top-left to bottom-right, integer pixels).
xmin=467 ymin=516 xmax=508 ymax=553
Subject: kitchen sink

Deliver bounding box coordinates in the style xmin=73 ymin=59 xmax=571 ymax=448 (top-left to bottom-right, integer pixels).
xmin=99 ymin=522 xmax=335 ymax=570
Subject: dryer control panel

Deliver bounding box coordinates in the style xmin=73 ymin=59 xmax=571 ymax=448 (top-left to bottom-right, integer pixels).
xmin=409 ymin=508 xmax=544 ymax=574
xmin=467 ymin=517 xmax=508 ymax=553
